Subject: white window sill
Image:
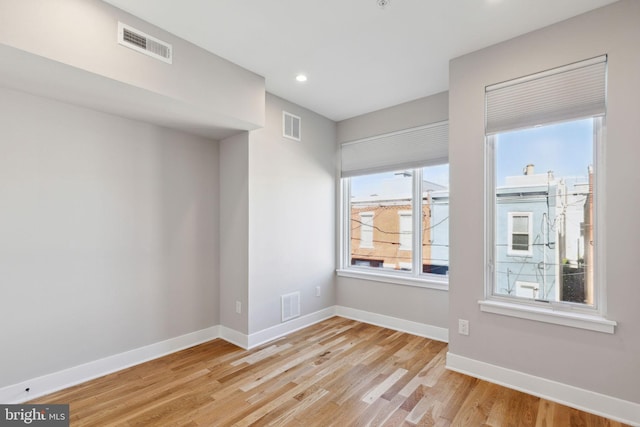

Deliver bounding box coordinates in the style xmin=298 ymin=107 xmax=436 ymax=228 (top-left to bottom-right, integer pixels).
xmin=336 ymin=269 xmax=448 ymax=291
xmin=478 ymin=299 xmax=616 ymax=334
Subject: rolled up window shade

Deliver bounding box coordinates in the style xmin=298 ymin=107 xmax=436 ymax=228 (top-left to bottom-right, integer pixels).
xmin=341 ymin=121 xmax=448 ymax=177
xmin=485 ymin=55 xmax=607 ymax=135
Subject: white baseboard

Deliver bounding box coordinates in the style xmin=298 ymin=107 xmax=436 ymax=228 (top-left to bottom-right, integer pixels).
xmin=0 ymin=307 xmax=448 ymax=406
xmin=219 ymin=325 xmax=249 ymax=349
xmin=335 ymin=306 xmax=449 ymax=343
xmin=0 ymin=326 xmax=220 ymax=404
xmin=446 ymin=352 xmax=640 ymax=427
xmin=219 ymin=307 xmax=337 ymax=350
xmin=246 ymin=306 xmax=337 ymax=349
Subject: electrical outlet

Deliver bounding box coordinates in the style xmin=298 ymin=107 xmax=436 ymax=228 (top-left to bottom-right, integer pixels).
xmin=316 ymin=286 xmax=321 ymax=297
xmin=458 ymin=319 xmax=469 ymax=336
xmin=235 ymin=301 xmax=242 ymax=314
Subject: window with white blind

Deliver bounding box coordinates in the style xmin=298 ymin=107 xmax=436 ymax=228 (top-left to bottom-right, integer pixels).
xmin=339 ymin=122 xmax=449 ymax=288
xmin=481 ymin=56 xmax=616 ymax=333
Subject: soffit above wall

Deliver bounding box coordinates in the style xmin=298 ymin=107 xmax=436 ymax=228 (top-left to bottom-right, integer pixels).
xmin=0 ymin=44 xmax=254 ymax=140
xmin=0 ymin=0 xmax=266 ymax=140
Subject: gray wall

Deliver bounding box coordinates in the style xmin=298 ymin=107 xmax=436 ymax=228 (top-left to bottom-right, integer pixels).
xmin=0 ymin=87 xmax=220 ymax=388
xmin=337 ymin=92 xmax=449 ymax=143
xmin=336 ymin=92 xmax=450 ymax=329
xmin=448 ymin=0 xmax=640 ymax=403
xmin=219 ymin=132 xmax=250 ymax=334
xmin=247 ymin=94 xmax=337 ymax=334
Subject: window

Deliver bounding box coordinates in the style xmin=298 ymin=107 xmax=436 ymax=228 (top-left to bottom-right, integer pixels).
xmin=339 ymin=122 xmax=449 ymax=286
xmin=345 ymin=166 xmax=448 ymax=277
xmin=482 ymin=56 xmax=615 ymax=333
xmin=507 ymin=212 xmax=532 ymax=256
xmin=398 ymin=211 xmax=412 ymax=251
xmin=491 ymin=120 xmax=598 ymax=304
xmin=351 ymin=258 xmax=383 ymax=268
xmin=358 ymin=212 xmax=374 ymax=249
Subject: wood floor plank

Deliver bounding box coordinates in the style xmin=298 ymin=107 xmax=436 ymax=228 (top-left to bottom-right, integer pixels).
xmin=28 ymin=317 xmax=630 ymax=427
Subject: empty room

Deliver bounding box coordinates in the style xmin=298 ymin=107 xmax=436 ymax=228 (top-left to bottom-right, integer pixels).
xmin=0 ymin=0 xmax=638 ymax=425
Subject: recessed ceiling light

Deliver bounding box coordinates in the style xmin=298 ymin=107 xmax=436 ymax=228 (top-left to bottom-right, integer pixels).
xmin=296 ymin=74 xmax=308 ymax=82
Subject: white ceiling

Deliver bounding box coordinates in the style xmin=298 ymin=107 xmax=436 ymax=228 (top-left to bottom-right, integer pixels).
xmin=102 ymin=0 xmax=617 ymax=122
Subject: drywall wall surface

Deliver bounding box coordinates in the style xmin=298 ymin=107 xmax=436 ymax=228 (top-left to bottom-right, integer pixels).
xmin=337 ymin=91 xmax=448 ymax=143
xmin=336 ymin=278 xmax=449 ymax=329
xmin=0 ymin=0 xmax=265 ymax=136
xmin=247 ymin=94 xmax=337 ymax=334
xmin=448 ymin=0 xmax=640 ymax=403
xmin=0 ymin=87 xmax=220 ymax=388
xmin=219 ymin=132 xmax=250 ymax=334
xmin=335 ymin=91 xmax=450 ymax=330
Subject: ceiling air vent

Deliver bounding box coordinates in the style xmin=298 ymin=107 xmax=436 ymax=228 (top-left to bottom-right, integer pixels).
xmin=283 ymin=111 xmax=301 ymax=141
xmin=118 ymin=22 xmax=172 ymax=64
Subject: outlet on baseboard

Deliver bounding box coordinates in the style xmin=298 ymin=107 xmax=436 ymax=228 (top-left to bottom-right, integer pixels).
xmin=235 ymin=301 xmax=242 ymax=314
xmin=458 ymin=319 xmax=469 ymax=336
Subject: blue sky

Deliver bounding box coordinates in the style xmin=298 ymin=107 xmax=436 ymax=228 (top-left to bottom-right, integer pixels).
xmin=495 ymin=118 xmax=593 ymax=186
xmin=351 ymin=164 xmax=449 ymax=199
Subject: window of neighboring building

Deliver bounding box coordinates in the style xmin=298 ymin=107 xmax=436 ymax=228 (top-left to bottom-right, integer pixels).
xmin=507 ymin=212 xmax=532 ymax=256
xmin=339 ymin=122 xmax=449 ymax=287
xmin=398 ymin=211 xmax=412 ymax=251
xmin=482 ymin=56 xmax=616 ymax=333
xmin=351 ymin=258 xmax=383 ymax=268
xmin=358 ymin=212 xmax=374 ymax=249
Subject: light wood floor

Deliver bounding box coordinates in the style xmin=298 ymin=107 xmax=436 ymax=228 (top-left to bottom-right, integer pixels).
xmin=32 ymin=317 xmax=628 ymax=426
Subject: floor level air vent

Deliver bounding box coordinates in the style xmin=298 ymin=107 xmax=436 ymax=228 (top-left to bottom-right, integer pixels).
xmin=118 ymin=22 xmax=172 ymax=64
xmin=281 ymin=291 xmax=301 ymax=322
xmin=283 ymin=111 xmax=301 ymax=141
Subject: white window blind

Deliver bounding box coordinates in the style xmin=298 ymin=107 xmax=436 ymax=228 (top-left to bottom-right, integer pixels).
xmin=341 ymin=121 xmax=448 ymax=177
xmin=485 ymin=56 xmax=607 ymax=135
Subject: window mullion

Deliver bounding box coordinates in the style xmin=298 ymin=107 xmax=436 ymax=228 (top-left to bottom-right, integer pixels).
xmin=413 ymin=168 xmax=423 ymax=276
xmin=485 ymin=135 xmax=496 ymax=297
xmin=342 ymin=177 xmax=351 ymax=269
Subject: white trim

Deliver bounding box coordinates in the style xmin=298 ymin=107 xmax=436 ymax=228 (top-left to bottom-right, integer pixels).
xmin=219 ymin=325 xmax=249 ymax=349
xmin=247 ymin=307 xmax=336 ymax=349
xmin=335 ymin=306 xmax=449 ymax=343
xmin=478 ymin=299 xmax=616 ymax=334
xmin=446 ymin=352 xmax=640 ymax=427
xmin=337 ymin=268 xmax=448 ymax=291
xmin=0 ymin=326 xmax=220 ymax=404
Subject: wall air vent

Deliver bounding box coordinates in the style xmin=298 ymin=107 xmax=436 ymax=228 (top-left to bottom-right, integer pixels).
xmin=283 ymin=111 xmax=301 ymax=141
xmin=281 ymin=291 xmax=301 ymax=322
xmin=118 ymin=22 xmax=172 ymax=64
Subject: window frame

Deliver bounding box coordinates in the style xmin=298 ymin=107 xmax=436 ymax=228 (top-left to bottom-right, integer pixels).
xmin=338 ymin=166 xmax=449 ymax=290
xmin=482 ymin=117 xmax=616 ymax=333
